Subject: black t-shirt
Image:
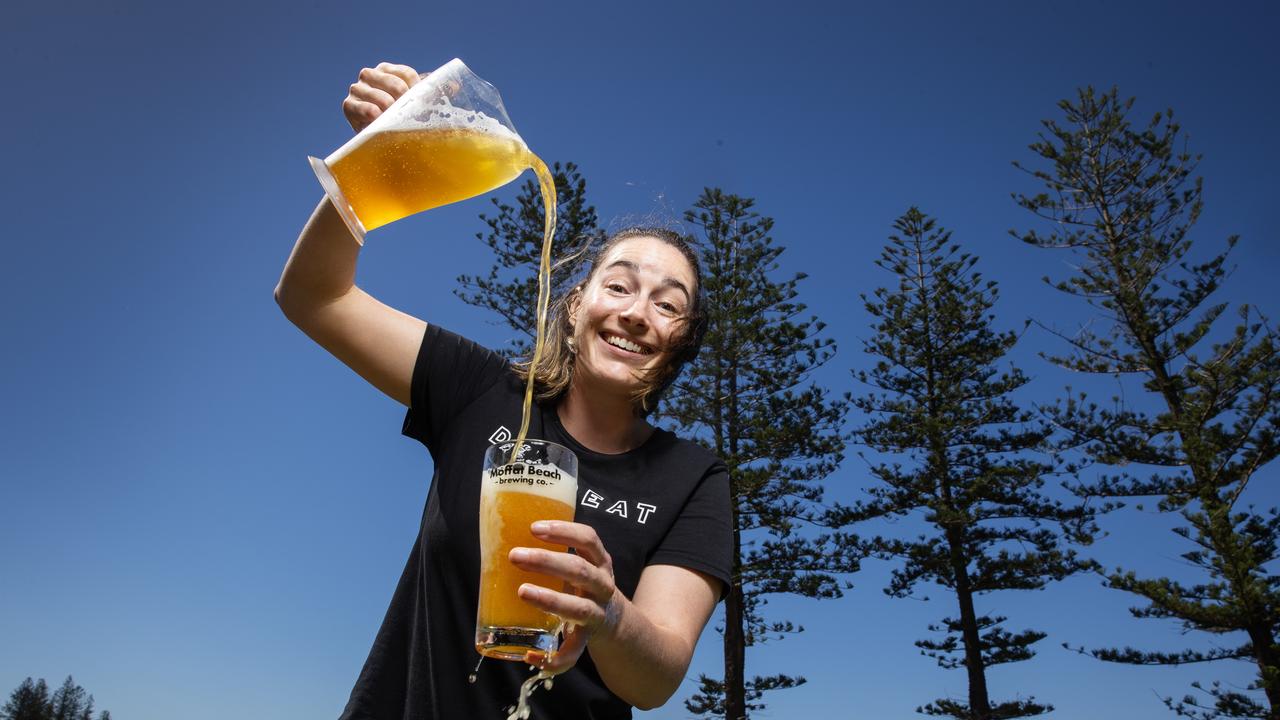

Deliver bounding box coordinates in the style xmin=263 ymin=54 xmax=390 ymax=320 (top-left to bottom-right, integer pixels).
xmin=337 ymin=324 xmax=732 ymax=720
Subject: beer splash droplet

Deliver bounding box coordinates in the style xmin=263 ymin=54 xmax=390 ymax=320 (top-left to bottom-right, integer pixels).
xmin=505 ymin=670 xmax=553 ymax=720
xmin=468 ymin=656 xmax=483 ymax=684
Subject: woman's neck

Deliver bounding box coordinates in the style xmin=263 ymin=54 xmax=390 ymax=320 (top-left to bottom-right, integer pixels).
xmin=557 ymin=381 xmax=653 ymax=455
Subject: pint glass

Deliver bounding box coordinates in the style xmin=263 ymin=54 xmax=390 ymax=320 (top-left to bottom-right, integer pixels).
xmin=476 ymin=439 xmax=579 ymax=660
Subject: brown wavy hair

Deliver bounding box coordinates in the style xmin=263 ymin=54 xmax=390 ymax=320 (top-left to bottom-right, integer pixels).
xmin=514 ymin=226 xmax=706 ymax=416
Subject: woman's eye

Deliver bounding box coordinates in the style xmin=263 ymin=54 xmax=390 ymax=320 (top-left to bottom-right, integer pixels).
xmin=658 ymin=302 xmax=680 ymax=314
xmin=607 ymin=283 xmax=628 ymax=293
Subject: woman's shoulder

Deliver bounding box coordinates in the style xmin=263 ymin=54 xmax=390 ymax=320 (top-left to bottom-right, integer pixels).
xmin=403 ymin=324 xmax=519 ymax=447
xmin=645 ymin=426 xmax=725 ymax=476
xmin=418 ymin=324 xmax=520 ymax=383
xmin=423 ymin=324 xmax=510 ymax=362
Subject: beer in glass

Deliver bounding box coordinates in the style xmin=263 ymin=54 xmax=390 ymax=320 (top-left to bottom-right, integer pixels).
xmin=476 ymin=440 xmax=578 ymax=660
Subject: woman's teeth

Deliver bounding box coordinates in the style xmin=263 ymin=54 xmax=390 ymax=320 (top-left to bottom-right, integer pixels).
xmin=604 ymin=334 xmax=649 ymax=354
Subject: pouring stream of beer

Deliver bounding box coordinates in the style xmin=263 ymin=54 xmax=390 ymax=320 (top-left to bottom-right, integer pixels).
xmin=510 ymin=154 xmax=557 ymax=458
xmin=493 ymin=153 xmax=558 ymax=720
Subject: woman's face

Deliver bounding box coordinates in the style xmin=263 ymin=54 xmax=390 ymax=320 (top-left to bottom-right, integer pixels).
xmin=568 ymin=236 xmax=697 ymax=399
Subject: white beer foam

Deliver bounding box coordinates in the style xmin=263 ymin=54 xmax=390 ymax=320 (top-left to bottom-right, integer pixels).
xmin=405 ymin=100 xmax=519 ymax=138
xmin=329 ymin=100 xmax=522 ymax=166
xmin=483 ymin=461 xmax=578 ymax=507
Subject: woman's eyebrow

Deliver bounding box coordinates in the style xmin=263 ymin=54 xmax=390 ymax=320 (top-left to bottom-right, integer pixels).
xmin=605 ymin=259 xmax=690 ymax=301
xmin=661 ymin=277 xmax=691 ymax=301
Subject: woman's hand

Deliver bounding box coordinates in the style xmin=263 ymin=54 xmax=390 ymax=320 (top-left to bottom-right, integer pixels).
xmin=509 ymin=520 xmax=621 ymax=675
xmin=342 ymin=62 xmax=420 ymax=133
xmin=510 ymin=522 xmax=720 ymax=708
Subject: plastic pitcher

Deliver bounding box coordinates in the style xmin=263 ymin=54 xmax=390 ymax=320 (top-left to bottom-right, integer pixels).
xmin=309 ymin=58 xmax=531 ymax=244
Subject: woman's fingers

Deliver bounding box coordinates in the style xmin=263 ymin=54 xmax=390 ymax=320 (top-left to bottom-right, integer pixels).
xmin=525 ymin=624 xmax=588 ymax=675
xmin=358 ymin=65 xmax=412 ymax=98
xmin=530 ymin=521 xmax=612 ymax=571
xmin=348 ymin=82 xmax=396 ymax=111
xmin=341 ymin=97 xmax=382 ymax=132
xmin=343 ymin=62 xmax=419 ymax=133
xmin=376 ymin=62 xmax=420 ymax=90
xmin=510 ymin=547 xmax=612 ymax=604
xmin=517 ymin=581 xmax=610 ymax=628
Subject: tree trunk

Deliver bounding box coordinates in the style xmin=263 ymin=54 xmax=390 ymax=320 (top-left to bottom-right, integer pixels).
xmin=946 ymin=528 xmax=991 ymax=720
xmin=1244 ymin=621 xmax=1280 ymax=720
xmin=724 ymin=267 xmax=747 ymax=720
xmin=724 ymin=537 xmax=746 ymax=720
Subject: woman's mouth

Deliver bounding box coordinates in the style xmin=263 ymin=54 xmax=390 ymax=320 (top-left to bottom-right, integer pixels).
xmin=601 ymin=332 xmax=652 ymax=355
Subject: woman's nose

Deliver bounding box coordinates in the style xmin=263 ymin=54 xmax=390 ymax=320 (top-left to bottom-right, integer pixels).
xmin=619 ymin=297 xmax=648 ymax=328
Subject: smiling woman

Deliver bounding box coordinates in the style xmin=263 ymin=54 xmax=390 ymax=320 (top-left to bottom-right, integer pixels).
xmin=517 ymin=227 xmax=708 ymax=418
xmin=274 ymin=61 xmax=731 ymax=720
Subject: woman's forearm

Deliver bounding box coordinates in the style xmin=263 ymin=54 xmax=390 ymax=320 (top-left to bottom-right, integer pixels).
xmin=274 ymin=197 xmax=361 ymax=318
xmin=587 ymin=590 xmax=694 ymax=710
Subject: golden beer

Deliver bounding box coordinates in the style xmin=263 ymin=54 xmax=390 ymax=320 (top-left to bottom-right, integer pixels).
xmin=327 ymin=126 xmax=531 ymax=233
xmin=479 ymin=492 xmax=575 ymax=628
xmin=477 ymin=442 xmax=578 ymax=660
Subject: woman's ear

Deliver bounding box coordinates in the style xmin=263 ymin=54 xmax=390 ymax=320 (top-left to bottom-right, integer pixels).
xmin=566 ymin=286 xmax=583 ymax=329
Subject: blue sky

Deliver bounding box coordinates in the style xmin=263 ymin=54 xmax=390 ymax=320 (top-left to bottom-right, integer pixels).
xmin=2 ymin=0 xmax=1278 ymax=718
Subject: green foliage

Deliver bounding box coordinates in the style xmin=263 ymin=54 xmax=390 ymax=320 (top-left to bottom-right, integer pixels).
xmin=455 ymin=160 xmax=602 ymax=357
xmin=852 ymin=208 xmax=1099 ymax=719
xmin=50 ymin=676 xmax=90 ymax=720
xmin=1015 ymin=86 xmax=1280 ymax=720
xmin=1 ymin=678 xmax=52 ymax=720
xmin=918 ymin=697 xmax=1052 ymax=720
xmin=665 ymin=188 xmax=857 ymax=719
xmin=684 ymin=674 xmax=807 ymax=718
xmin=917 ymin=616 xmax=1046 ymax=669
xmin=2 ymin=677 xmax=107 ymax=720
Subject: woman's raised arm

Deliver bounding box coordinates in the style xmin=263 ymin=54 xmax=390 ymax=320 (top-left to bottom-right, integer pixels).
xmin=274 ymin=63 xmax=426 ymax=407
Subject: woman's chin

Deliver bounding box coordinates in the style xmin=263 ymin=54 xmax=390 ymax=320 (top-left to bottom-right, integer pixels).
xmin=574 ymin=366 xmax=645 ymax=398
